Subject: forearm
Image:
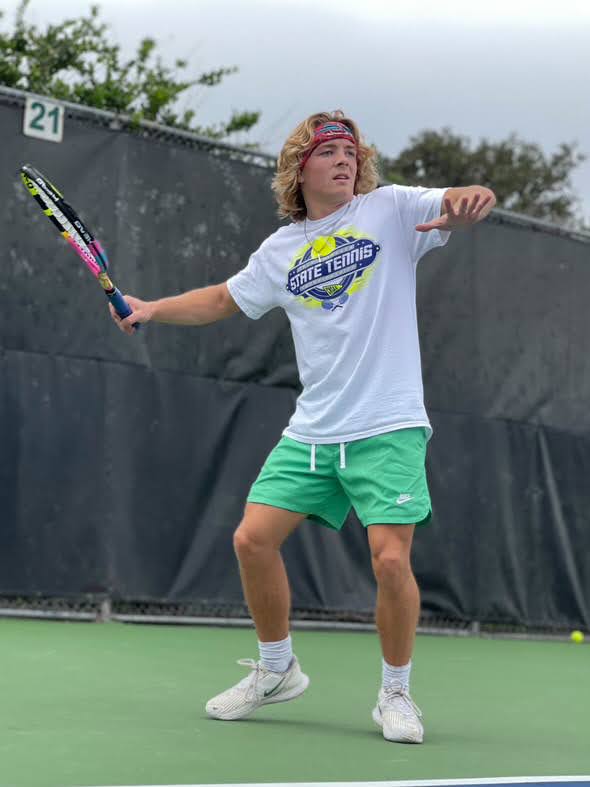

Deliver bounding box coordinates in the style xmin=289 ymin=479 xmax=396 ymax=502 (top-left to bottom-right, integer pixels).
xmin=151 ymin=285 xmax=234 ymax=326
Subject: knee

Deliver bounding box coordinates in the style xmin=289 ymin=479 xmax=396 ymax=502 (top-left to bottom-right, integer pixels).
xmin=371 ymin=550 xmax=411 ymax=588
xmin=233 ymin=522 xmax=271 ymax=560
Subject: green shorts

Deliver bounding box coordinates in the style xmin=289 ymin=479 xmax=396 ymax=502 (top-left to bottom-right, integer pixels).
xmin=247 ymin=427 xmax=432 ymax=530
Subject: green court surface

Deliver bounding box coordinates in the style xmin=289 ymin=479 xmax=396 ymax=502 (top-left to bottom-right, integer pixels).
xmin=0 ymin=619 xmax=588 ymax=787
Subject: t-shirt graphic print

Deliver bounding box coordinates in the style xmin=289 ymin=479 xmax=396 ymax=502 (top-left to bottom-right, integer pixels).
xmin=286 ymin=228 xmax=381 ymax=313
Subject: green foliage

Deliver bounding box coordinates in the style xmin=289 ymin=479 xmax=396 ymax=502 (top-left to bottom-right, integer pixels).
xmin=380 ymin=128 xmax=587 ymax=227
xmin=0 ymin=0 xmax=259 ymax=139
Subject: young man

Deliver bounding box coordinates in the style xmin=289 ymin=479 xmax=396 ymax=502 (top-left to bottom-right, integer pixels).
xmin=112 ymin=111 xmax=496 ymax=744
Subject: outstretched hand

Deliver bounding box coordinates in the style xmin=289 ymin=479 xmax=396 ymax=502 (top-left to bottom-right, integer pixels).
xmin=416 ymin=193 xmax=494 ymax=233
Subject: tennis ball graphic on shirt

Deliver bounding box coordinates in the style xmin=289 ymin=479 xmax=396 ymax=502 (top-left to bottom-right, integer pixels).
xmin=311 ymin=236 xmax=336 ymax=257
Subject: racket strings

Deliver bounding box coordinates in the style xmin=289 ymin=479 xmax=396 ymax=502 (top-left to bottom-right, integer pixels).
xmin=34 ymin=189 xmax=101 ymax=277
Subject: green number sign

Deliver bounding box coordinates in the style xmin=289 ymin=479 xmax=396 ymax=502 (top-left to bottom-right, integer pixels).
xmin=23 ymin=97 xmax=64 ymax=143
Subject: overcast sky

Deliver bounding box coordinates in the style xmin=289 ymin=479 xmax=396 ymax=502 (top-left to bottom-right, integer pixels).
xmin=3 ymin=0 xmax=589 ymax=222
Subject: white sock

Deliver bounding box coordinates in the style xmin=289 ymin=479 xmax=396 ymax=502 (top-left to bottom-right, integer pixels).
xmin=382 ymin=658 xmax=411 ymax=691
xmin=258 ymin=635 xmax=293 ymax=673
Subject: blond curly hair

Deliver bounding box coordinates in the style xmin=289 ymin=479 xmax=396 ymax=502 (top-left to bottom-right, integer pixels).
xmin=272 ymin=110 xmax=379 ymax=223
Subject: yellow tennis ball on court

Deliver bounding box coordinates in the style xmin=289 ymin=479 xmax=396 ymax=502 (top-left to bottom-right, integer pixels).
xmin=570 ymin=630 xmax=584 ymax=644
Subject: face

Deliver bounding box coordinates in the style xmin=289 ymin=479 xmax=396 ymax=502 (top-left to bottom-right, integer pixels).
xmin=298 ymin=139 xmax=358 ymax=206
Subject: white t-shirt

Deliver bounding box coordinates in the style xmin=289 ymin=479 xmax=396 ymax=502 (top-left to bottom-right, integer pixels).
xmin=227 ymin=184 xmax=450 ymax=444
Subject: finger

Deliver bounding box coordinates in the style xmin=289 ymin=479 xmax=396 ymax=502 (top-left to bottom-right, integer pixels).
xmin=122 ymin=319 xmax=137 ymax=335
xmin=121 ymin=313 xmax=139 ymax=331
xmin=473 ymin=194 xmax=492 ymax=215
xmin=467 ymin=193 xmax=481 ymax=215
xmin=415 ymin=219 xmax=443 ymax=232
xmin=457 ymin=196 xmax=469 ymax=215
xmin=108 ymin=303 xmax=122 ymax=323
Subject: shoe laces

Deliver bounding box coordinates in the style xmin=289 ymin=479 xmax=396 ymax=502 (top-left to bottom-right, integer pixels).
xmin=235 ymin=658 xmax=266 ymax=700
xmin=382 ymin=683 xmax=423 ymax=719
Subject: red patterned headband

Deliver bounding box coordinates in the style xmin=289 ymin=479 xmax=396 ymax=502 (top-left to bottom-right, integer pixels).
xmin=299 ymin=121 xmax=357 ymax=171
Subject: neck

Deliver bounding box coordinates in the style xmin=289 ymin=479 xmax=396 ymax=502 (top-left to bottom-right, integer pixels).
xmin=304 ymin=196 xmax=351 ymax=221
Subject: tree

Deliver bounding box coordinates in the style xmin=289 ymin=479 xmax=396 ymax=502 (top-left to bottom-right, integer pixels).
xmin=381 ymin=128 xmax=587 ymax=228
xmin=0 ymin=0 xmax=259 ymax=140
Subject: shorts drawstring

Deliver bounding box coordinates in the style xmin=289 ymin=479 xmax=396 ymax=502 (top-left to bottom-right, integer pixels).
xmin=309 ymin=442 xmax=346 ymax=471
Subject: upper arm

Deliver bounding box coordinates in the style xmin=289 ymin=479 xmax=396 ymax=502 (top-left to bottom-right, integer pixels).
xmin=224 ymin=247 xmax=279 ymax=320
xmin=391 ymin=184 xmax=451 ymax=262
xmin=218 ymin=282 xmax=242 ymax=319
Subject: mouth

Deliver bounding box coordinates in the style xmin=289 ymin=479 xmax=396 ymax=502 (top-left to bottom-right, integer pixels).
xmin=333 ymin=174 xmax=350 ymax=181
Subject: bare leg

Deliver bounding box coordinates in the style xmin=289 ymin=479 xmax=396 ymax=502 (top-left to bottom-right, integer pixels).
xmin=233 ymin=503 xmax=306 ymax=642
xmin=367 ymin=524 xmax=419 ymax=666
xmin=205 ymin=503 xmax=309 ymax=720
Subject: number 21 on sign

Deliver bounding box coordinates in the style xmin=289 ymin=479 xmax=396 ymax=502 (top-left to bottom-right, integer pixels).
xmin=23 ymin=96 xmax=64 ymax=143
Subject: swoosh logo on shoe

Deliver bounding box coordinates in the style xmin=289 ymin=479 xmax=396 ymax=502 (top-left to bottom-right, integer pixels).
xmin=263 ymin=674 xmax=289 ymax=698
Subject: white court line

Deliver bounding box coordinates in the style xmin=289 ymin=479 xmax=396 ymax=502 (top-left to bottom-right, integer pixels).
xmin=85 ymin=777 xmax=590 ymax=787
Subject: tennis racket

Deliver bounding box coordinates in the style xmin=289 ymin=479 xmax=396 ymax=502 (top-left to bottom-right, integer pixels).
xmin=19 ymin=164 xmax=137 ymax=327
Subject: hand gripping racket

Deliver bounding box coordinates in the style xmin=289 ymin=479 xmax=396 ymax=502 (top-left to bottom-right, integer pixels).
xmin=20 ymin=164 xmax=137 ymax=328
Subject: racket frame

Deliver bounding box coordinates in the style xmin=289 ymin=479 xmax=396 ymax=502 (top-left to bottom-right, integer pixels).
xmin=20 ymin=164 xmax=134 ymax=323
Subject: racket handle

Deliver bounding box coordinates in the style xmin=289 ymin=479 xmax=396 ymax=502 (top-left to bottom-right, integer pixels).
xmin=108 ymin=288 xmax=141 ymax=331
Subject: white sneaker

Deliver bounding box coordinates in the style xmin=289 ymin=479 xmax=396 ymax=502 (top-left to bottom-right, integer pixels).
xmin=205 ymin=657 xmax=310 ymax=720
xmin=372 ymin=683 xmax=424 ymax=743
